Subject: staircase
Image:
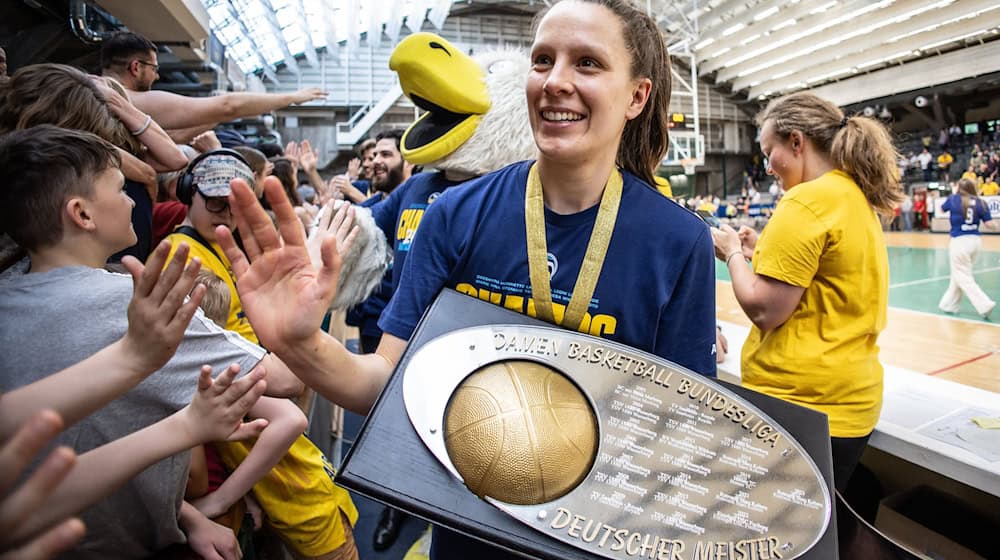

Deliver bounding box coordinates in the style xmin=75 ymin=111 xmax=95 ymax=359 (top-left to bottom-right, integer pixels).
xmin=335 ymin=81 xmax=404 ymax=148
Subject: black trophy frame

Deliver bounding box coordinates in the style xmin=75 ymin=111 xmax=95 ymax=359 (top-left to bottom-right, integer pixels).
xmin=336 ymin=289 xmax=839 ymax=559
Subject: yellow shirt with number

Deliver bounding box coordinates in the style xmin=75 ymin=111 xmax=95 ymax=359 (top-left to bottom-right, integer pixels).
xmin=742 ymin=170 xmax=887 ymax=437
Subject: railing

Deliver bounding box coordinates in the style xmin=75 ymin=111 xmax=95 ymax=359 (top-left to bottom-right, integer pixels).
xmin=335 ymin=79 xmax=404 ymax=147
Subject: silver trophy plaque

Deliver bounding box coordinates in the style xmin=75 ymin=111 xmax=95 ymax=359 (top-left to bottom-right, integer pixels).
xmin=402 ymin=324 xmax=831 ymax=560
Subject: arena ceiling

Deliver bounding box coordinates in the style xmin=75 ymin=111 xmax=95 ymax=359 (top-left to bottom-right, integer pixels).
xmin=4 ymin=0 xmax=998 ymax=107
xmin=194 ymin=0 xmax=1000 ymax=105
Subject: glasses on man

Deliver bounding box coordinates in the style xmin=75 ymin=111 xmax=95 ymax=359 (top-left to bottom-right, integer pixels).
xmin=197 ymin=189 xmax=230 ymax=214
xmin=135 ymin=60 xmax=159 ymax=72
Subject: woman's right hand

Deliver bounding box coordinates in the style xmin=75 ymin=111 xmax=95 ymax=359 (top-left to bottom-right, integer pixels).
xmin=217 ymin=177 xmax=345 ymax=353
xmin=711 ymin=224 xmax=743 ymax=262
xmin=738 ymin=226 xmax=758 ymax=260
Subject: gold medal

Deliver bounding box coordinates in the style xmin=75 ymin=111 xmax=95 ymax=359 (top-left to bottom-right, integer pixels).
xmin=525 ymin=162 xmax=622 ymax=331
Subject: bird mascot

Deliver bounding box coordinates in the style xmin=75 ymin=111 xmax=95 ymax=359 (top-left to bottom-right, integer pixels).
xmin=324 ymin=34 xmax=538 ymax=311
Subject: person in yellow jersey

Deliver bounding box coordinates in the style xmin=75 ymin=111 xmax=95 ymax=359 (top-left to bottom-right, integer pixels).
xmin=961 ymin=164 xmax=978 ymax=183
xmin=711 ymin=91 xmax=901 ymax=492
xmin=162 ymin=149 xmax=360 ymax=559
xmin=980 ymin=177 xmax=999 ymax=196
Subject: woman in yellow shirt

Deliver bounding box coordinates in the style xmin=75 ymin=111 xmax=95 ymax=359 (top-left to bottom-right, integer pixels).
xmin=712 ymin=92 xmax=901 ymax=492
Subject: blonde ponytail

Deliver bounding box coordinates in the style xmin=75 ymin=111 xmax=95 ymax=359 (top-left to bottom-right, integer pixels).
xmin=831 ymin=116 xmax=902 ymax=216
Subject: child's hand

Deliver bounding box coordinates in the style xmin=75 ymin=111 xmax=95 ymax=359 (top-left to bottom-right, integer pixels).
xmin=0 ymin=410 xmax=86 ymax=559
xmin=181 ymin=364 xmax=269 ymax=445
xmin=307 ymin=201 xmax=358 ymax=269
xmin=120 ymin=241 xmax=207 ymax=375
xmin=184 ymin=509 xmax=241 ymax=560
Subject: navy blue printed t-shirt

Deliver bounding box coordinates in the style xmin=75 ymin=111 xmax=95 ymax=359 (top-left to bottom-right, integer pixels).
xmin=378 ymin=161 xmax=718 ymax=377
xmin=371 ymin=171 xmax=465 ymax=291
xmin=942 ymin=193 xmax=993 ymax=237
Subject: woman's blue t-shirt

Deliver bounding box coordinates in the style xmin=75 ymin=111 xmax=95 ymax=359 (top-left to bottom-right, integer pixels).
xmin=378 ymin=161 xmax=718 ymax=377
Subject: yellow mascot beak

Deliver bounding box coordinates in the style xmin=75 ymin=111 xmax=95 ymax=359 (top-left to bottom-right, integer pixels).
xmin=389 ymin=33 xmax=491 ymax=165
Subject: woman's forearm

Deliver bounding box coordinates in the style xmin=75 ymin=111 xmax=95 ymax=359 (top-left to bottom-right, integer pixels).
xmin=727 ymin=258 xmax=804 ymax=332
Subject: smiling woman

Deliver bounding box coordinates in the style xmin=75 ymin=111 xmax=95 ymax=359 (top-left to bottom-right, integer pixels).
xmin=214 ymin=4 xmax=718 ymax=558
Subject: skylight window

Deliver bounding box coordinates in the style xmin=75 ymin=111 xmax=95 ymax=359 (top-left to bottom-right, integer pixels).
xmin=202 ymin=0 xmax=446 ymax=74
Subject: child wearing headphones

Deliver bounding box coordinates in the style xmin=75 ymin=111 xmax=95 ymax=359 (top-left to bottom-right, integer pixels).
xmin=164 ymin=150 xmax=361 ymax=559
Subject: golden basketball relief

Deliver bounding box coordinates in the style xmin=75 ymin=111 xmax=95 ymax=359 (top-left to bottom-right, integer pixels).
xmin=443 ymin=360 xmax=598 ymax=505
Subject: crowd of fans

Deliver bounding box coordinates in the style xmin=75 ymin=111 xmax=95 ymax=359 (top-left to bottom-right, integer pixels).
xmin=0 ymin=31 xmax=371 ymax=560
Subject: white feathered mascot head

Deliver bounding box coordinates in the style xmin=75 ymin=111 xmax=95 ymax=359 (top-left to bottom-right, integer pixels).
xmin=327 ymin=33 xmax=536 ymax=310
xmin=389 ymin=32 xmax=537 ymax=176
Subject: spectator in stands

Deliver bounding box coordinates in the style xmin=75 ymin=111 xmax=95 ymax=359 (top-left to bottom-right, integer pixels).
xmin=918 ymin=147 xmax=933 ymax=181
xmin=897 ymin=153 xmax=909 ymax=179
xmin=270 ymin=157 xmax=316 ymax=229
xmin=233 ymin=145 xmax=273 ymax=198
xmin=937 ymin=149 xmax=953 ymax=181
xmin=900 ymin=193 xmax=914 ymax=232
xmin=981 ymin=176 xmax=999 ymax=196
xmin=711 ymin=92 xmax=901 ymax=492
xmin=938 ymin=178 xmax=995 ymax=319
xmin=938 ymin=126 xmax=949 ymax=150
xmin=152 ymin=144 xmax=199 ymax=247
xmin=962 ymin=164 xmax=978 ymax=182
xmin=354 ymin=137 xmax=377 ymax=192
xmin=256 ymin=141 xmax=284 ymax=158
xmin=332 ymin=138 xmax=377 ymax=203
xmin=100 ymin=32 xmax=327 ymax=143
xmin=0 ymin=46 xmax=7 ymax=79
xmin=913 ymin=191 xmax=929 ymax=230
xmin=0 ymin=125 xmax=297 ymax=558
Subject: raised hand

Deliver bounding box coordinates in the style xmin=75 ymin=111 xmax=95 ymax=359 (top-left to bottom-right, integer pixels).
xmin=120 ymin=241 xmax=206 ymax=375
xmin=291 ymin=87 xmax=327 ymax=105
xmin=217 ymin=177 xmax=344 ymax=354
xmin=330 ymin=174 xmax=365 ymax=204
xmin=347 ymin=157 xmax=362 ymax=180
xmin=190 ymin=131 xmax=222 ymax=153
xmin=180 ymin=363 xmax=268 ymax=444
xmin=299 ymin=140 xmax=318 ymax=174
xmin=283 ymin=142 xmax=301 ymax=175
xmin=0 ymin=411 xmax=86 ymax=560
xmin=307 ymin=201 xmax=359 ymax=268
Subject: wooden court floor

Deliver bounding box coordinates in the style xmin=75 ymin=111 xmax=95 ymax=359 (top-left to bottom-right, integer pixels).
xmin=716 ymin=232 xmax=1000 ymax=395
